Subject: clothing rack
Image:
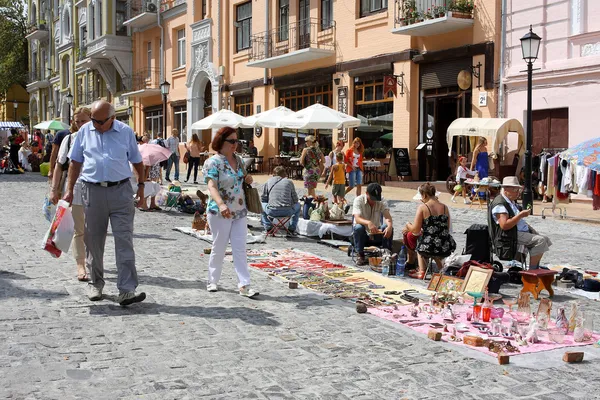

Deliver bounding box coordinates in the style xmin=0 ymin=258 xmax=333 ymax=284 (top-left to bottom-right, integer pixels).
xmin=540 ymin=148 xmax=568 ymax=220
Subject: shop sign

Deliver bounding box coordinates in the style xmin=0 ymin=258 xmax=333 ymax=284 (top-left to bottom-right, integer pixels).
xmin=384 ymin=75 xmax=397 ymax=97
xmin=338 ymin=87 xmax=348 ymax=142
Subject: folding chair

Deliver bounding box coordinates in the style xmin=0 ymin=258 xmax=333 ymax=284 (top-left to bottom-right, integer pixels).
xmin=265 ymin=215 xmax=292 ymax=237
xmin=164 ymin=191 xmax=182 ymax=212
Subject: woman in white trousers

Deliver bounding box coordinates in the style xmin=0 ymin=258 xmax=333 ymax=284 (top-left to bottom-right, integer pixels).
xmin=202 ymin=127 xmax=258 ymax=297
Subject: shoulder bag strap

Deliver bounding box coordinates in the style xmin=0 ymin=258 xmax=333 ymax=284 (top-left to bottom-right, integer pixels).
xmin=267 ymin=177 xmax=283 ymax=197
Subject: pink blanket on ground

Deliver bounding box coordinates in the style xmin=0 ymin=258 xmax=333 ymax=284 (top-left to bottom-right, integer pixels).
xmin=369 ymin=305 xmax=599 ymax=357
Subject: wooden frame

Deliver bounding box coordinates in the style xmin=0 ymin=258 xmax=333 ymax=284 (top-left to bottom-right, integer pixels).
xmin=461 ymin=266 xmax=494 ymax=293
xmin=427 ymin=273 xmax=442 ymax=291
xmin=437 ymin=275 xmax=464 ymax=293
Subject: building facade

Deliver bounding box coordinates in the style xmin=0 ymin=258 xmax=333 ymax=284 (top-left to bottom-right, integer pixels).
xmin=26 ymin=0 xmax=132 ymax=128
xmin=1 ymin=84 xmax=30 ymax=125
xmin=503 ymin=0 xmax=600 ymax=153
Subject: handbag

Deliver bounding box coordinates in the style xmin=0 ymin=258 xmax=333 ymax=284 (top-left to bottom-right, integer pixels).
xmin=236 ymin=154 xmax=263 ymax=214
xmin=183 ymin=151 xmax=190 ymax=164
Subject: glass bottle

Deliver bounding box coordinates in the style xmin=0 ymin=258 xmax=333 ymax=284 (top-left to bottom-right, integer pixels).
xmin=482 ymin=290 xmax=492 ymax=323
xmin=573 ymin=316 xmax=585 ymax=342
xmin=555 ymin=307 xmax=568 ymax=334
xmin=568 ymin=302 xmax=579 ymax=333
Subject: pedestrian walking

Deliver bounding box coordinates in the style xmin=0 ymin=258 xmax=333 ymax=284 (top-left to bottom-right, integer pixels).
xmin=63 ymin=100 xmax=147 ymax=306
xmin=202 ymin=127 xmax=259 ymax=297
xmin=49 ymin=107 xmax=92 ymax=281
xmin=184 ymin=133 xmax=202 ymax=184
xmin=165 ymin=128 xmax=180 ymax=182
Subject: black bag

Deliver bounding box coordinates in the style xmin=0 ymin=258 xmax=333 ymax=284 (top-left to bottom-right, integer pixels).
xmin=463 ymin=224 xmax=491 ymax=263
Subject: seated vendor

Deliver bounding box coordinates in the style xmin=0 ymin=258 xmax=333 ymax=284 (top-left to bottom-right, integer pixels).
xmin=261 ymin=166 xmax=301 ymax=236
xmin=352 ymin=183 xmax=393 ymax=266
xmin=490 ymin=176 xmax=552 ymax=268
xmin=402 ymin=183 xmax=456 ymax=279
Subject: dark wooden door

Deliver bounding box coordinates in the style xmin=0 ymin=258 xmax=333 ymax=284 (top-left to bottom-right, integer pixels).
xmin=532 ymin=108 xmax=569 ymax=154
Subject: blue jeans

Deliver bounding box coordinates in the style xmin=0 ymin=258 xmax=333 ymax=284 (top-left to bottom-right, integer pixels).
xmin=166 ymin=153 xmax=180 ymax=180
xmin=348 ymin=168 xmax=363 ymax=187
xmin=353 ymin=223 xmax=393 ymax=255
xmin=261 ymin=203 xmax=301 ymax=232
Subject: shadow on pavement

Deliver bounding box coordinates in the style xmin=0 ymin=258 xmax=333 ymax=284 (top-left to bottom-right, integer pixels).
xmin=250 ymin=293 xmax=335 ymax=310
xmin=133 ymin=233 xmax=179 ymax=241
xmin=88 ymin=302 xmax=280 ymax=326
xmin=0 ymin=271 xmax=69 ymax=300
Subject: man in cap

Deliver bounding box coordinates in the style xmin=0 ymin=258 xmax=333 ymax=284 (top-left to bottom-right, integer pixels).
xmin=352 ymin=183 xmax=393 ymax=266
xmin=490 ymin=176 xmax=552 ymax=268
xmin=64 ymin=100 xmax=147 ymax=306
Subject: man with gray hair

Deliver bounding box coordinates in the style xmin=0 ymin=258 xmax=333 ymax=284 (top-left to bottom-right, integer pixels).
xmin=261 ymin=166 xmax=300 ymax=236
xmin=64 ymin=100 xmax=147 ymax=306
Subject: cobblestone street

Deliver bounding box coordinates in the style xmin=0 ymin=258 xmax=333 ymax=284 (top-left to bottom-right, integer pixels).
xmin=1 ymin=173 xmax=600 ymax=400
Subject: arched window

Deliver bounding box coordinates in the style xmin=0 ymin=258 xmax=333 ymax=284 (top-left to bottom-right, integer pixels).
xmin=89 ymin=2 xmax=95 ymax=40
xmin=31 ymin=3 xmax=37 ymax=24
xmin=62 ymin=8 xmax=71 ymax=39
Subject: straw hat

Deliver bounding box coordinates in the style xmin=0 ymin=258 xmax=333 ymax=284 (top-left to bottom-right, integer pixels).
xmin=501 ymin=176 xmax=522 ymax=188
xmin=171 ymin=180 xmax=181 ymax=187
xmin=305 ymin=135 xmax=316 ymax=143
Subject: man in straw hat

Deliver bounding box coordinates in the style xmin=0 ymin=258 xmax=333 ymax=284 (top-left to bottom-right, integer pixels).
xmin=489 ymin=176 xmax=552 ymax=268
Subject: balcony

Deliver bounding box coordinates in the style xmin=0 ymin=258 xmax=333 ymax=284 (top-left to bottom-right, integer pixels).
xmin=248 ymin=18 xmax=335 ymax=69
xmin=392 ymin=0 xmax=474 ymax=36
xmin=160 ymin=0 xmax=186 ymax=12
xmin=26 ymin=71 xmax=50 ymax=92
xmin=121 ymin=68 xmax=161 ymax=98
xmin=25 ymin=22 xmax=49 ymax=41
xmin=123 ymin=0 xmax=158 ymax=29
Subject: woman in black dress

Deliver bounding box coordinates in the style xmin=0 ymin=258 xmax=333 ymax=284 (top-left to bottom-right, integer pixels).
xmin=402 ymin=183 xmax=456 ymax=279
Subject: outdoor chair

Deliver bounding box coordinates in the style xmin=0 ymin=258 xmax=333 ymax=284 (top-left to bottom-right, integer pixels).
xmin=265 ymin=215 xmax=292 ymax=237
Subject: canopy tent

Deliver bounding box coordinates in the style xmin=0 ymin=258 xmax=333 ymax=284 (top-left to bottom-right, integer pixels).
xmin=33 ymin=120 xmax=70 ymax=131
xmin=190 ymin=109 xmax=244 ymax=130
xmin=0 ymin=121 xmax=25 ymax=130
xmin=446 ymin=118 xmax=525 ymax=157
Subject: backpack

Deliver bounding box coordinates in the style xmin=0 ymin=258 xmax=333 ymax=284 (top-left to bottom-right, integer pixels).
xmin=463 ymin=224 xmax=491 ymax=263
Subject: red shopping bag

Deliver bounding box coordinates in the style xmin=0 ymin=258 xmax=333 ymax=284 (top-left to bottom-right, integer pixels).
xmin=41 ymin=200 xmax=75 ymax=258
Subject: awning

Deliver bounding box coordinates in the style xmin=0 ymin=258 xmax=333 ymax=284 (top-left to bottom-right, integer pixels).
xmin=0 ymin=121 xmax=24 ymax=129
xmin=446 ymin=118 xmax=525 ymax=156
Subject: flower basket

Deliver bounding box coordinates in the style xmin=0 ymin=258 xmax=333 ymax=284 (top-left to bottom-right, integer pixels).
xmin=450 ymin=11 xmax=472 ymax=19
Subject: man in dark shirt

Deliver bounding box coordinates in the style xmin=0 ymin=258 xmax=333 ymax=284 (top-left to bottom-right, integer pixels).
xmin=47 ymin=129 xmax=70 ymax=179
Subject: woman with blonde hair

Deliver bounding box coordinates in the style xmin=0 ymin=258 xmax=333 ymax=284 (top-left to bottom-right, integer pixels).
xmin=345 ymin=137 xmax=364 ymax=195
xmin=470 ymin=137 xmax=489 ymax=179
xmin=184 ymin=133 xmax=203 ymax=184
xmin=49 ymin=107 xmax=92 ymax=281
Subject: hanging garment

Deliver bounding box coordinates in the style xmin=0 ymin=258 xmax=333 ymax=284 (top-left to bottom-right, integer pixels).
xmin=560 ymin=158 xmax=573 ymax=193
xmin=540 ymin=154 xmax=548 ymax=185
xmin=593 ymin=172 xmax=600 ymax=211
xmin=546 ymin=156 xmax=556 ymax=198
xmin=575 ymin=165 xmax=590 ymax=196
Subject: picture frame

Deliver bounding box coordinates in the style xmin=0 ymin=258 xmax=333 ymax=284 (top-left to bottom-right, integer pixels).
xmin=427 ymin=273 xmax=442 ymax=291
xmin=437 ymin=275 xmax=464 ymax=293
xmin=461 ymin=266 xmax=494 ymax=293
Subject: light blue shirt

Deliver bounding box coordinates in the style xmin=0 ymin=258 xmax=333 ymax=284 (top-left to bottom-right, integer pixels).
xmin=69 ymin=119 xmax=142 ymax=183
xmin=492 ymin=194 xmax=529 ymax=232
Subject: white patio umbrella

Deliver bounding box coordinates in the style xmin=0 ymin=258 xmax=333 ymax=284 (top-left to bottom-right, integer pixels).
xmin=281 ymin=103 xmax=361 ymax=130
xmin=190 ymin=109 xmax=244 ymax=130
xmin=241 ymin=106 xmax=295 ymax=128
xmin=33 ymin=120 xmax=70 ymax=131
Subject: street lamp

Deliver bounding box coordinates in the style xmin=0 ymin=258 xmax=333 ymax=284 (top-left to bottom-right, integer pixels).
xmin=13 ymin=100 xmax=18 ymax=121
xmin=520 ymin=25 xmax=542 ymax=213
xmin=160 ymin=80 xmax=170 ymax=136
xmin=65 ymin=91 xmax=73 ymax=125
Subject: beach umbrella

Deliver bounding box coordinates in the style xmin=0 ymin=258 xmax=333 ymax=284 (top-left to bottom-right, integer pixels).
xmin=242 ymin=106 xmax=294 ymax=128
xmin=34 ymin=120 xmax=70 ymax=130
xmin=138 ymin=143 xmax=172 ymax=166
xmin=560 ymin=137 xmax=600 ymax=171
xmin=380 ymin=132 xmax=393 ymax=140
xmin=190 ymin=109 xmax=244 ymax=130
xmin=281 ymin=103 xmax=361 ymax=130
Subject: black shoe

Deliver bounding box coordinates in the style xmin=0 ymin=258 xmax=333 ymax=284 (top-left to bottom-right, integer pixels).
xmin=117 ymin=292 xmax=146 ymax=306
xmin=193 ymin=181 xmax=199 ymax=184
xmin=166 ymin=178 xmax=171 ymax=182
xmin=184 ymin=179 xmax=189 ymax=183
xmin=344 ymin=205 xmax=351 ymax=214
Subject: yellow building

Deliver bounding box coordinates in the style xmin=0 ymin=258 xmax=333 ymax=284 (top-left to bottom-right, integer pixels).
xmin=1 ymin=84 xmax=29 ymax=125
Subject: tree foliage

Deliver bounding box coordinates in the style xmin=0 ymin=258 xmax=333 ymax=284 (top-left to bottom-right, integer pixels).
xmin=0 ymin=0 xmax=28 ymax=93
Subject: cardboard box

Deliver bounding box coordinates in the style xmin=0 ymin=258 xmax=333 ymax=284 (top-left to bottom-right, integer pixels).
xmin=428 ymin=330 xmax=442 ymax=341
xmin=563 ymin=352 xmax=584 ymax=363
xmin=463 ymin=335 xmax=484 ymax=347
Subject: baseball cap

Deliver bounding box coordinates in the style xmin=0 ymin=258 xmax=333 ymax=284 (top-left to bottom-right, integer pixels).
xmin=366 ymin=183 xmax=382 ymax=201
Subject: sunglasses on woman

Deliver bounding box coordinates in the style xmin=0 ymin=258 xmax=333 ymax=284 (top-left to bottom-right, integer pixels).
xmin=224 ymin=138 xmax=239 ymax=144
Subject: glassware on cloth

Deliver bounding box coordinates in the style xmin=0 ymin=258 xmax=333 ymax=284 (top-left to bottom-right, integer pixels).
xmin=473 ymin=305 xmax=482 ymax=323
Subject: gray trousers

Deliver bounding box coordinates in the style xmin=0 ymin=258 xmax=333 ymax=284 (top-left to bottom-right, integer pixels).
xmin=82 ymin=181 xmax=138 ymax=293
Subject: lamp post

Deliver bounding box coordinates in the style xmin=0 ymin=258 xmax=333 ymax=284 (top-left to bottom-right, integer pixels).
xmin=65 ymin=92 xmax=73 ymax=126
xmin=160 ymin=81 xmax=170 ymax=137
xmin=520 ymin=25 xmax=542 ymax=213
xmin=13 ymin=100 xmax=18 ymax=121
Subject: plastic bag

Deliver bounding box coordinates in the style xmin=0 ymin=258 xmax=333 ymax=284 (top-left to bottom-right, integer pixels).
xmin=42 ymin=195 xmax=54 ymax=223
xmin=41 ymin=200 xmax=75 ymax=257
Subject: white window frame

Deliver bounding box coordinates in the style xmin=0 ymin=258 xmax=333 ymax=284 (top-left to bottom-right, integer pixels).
xmin=177 ymin=29 xmax=186 ymax=67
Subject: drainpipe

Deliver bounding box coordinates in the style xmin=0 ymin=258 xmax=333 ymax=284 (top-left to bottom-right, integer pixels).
xmin=497 ymin=0 xmax=507 ymax=118
xmin=158 ymin=3 xmax=164 ymax=83
xmin=264 ymin=2 xmax=269 ymax=86
xmin=217 ymin=0 xmax=221 ymax=111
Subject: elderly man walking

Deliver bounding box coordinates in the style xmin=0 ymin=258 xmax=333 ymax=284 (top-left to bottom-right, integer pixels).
xmin=64 ymin=100 xmax=147 ymax=306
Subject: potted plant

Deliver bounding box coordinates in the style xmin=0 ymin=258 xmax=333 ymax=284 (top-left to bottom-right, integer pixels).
xmin=448 ymin=0 xmax=475 ymax=18
xmin=433 ymin=4 xmax=446 ymax=18
xmin=402 ymin=0 xmax=416 ymax=25
xmin=424 ymin=8 xmax=433 ymax=19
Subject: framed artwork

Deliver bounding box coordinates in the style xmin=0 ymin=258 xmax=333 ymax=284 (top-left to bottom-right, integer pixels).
xmin=437 ymin=276 xmax=464 ymax=293
xmin=427 ymin=273 xmax=442 ymax=291
xmin=461 ymin=266 xmax=494 ymax=293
